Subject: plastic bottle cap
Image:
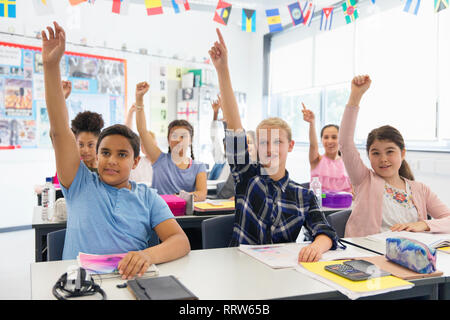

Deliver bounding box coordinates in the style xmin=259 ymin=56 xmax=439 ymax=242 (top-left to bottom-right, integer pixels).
xmin=46 ymin=177 xmax=53 ymax=183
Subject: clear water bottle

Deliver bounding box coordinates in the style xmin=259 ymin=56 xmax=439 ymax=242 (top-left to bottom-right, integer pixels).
xmin=42 ymin=177 xmax=55 ymax=221
xmin=310 ymin=177 xmax=322 ymax=208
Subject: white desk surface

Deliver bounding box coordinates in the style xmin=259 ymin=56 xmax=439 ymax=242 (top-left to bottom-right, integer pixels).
xmin=345 ymin=237 xmax=450 ymax=278
xmin=31 ymin=247 xmax=344 ymax=300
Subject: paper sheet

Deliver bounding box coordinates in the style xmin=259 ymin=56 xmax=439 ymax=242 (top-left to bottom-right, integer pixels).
xmin=238 ymin=242 xmax=378 ymax=269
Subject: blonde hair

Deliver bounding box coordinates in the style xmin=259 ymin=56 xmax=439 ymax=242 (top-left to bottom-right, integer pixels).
xmin=256 ymin=117 xmax=292 ymax=142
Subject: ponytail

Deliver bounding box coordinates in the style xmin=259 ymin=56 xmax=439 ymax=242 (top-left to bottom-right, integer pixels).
xmin=399 ymin=160 xmax=415 ymax=181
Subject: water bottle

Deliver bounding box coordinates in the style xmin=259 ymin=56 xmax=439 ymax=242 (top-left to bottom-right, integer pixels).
xmin=310 ymin=177 xmax=322 ymax=208
xmin=42 ymin=177 xmax=55 ymax=221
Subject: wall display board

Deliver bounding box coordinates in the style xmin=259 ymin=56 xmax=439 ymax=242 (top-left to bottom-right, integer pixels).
xmin=0 ymin=42 xmax=126 ymax=149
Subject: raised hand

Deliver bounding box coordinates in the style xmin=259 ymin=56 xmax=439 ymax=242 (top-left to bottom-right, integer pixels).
xmin=301 ymin=102 xmax=315 ymax=124
xmin=348 ymin=75 xmax=371 ymax=106
xmin=351 ymin=75 xmax=371 ymax=97
xmin=208 ymin=28 xmax=228 ymax=71
xmin=41 ymin=21 xmax=66 ymax=66
xmin=62 ymin=80 xmax=72 ymax=99
xmin=136 ymin=82 xmax=150 ymax=100
xmin=211 ymin=95 xmax=221 ymax=113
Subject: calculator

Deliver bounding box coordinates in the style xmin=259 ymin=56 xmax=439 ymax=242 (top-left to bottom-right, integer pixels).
xmin=324 ymin=264 xmax=371 ymax=281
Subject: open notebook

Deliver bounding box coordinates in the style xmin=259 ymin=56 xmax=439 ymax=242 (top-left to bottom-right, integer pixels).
xmin=77 ymin=252 xmax=159 ymax=276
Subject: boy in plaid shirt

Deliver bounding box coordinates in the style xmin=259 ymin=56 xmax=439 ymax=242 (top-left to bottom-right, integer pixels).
xmin=209 ymin=29 xmax=340 ymax=262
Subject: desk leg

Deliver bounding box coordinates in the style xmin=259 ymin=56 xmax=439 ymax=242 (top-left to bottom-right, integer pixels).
xmin=439 ymin=283 xmax=450 ymax=300
xmin=34 ymin=229 xmax=47 ymax=262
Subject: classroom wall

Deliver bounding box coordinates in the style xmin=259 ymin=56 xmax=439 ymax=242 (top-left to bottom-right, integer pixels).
xmin=0 ymin=1 xmax=264 ymax=228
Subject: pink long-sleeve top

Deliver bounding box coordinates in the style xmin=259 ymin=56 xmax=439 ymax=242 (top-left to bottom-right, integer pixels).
xmin=339 ymin=105 xmax=450 ymax=237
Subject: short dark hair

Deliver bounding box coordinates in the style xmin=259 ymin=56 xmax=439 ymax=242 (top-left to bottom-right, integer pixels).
xmin=96 ymin=124 xmax=140 ymax=158
xmin=71 ymin=111 xmax=104 ymax=137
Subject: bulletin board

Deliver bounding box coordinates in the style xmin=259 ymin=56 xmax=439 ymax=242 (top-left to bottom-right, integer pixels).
xmin=0 ymin=41 xmax=127 ymax=149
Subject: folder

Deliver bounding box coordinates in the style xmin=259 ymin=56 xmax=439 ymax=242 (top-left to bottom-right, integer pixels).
xmin=297 ymin=260 xmax=414 ymax=299
xmin=127 ymin=276 xmax=198 ymax=300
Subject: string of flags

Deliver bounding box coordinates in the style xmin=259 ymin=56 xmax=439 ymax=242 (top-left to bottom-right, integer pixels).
xmin=8 ymin=1 xmax=450 ymax=34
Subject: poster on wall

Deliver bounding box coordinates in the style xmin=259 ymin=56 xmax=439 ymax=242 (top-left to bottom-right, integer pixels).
xmin=0 ymin=41 xmax=127 ymax=149
xmin=149 ymin=62 xmax=169 ymax=138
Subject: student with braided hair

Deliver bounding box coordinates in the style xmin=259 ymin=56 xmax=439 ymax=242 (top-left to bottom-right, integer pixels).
xmin=134 ymin=82 xmax=207 ymax=201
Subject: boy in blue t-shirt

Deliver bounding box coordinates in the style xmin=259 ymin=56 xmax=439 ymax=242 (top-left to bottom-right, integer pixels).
xmin=42 ymin=22 xmax=190 ymax=279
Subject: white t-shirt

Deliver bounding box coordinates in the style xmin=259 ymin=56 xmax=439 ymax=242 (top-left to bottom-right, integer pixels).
xmin=130 ymin=156 xmax=153 ymax=186
xmin=381 ymin=180 xmax=419 ymax=232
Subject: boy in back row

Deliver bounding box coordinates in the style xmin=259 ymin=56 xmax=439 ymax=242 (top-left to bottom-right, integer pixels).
xmin=42 ymin=22 xmax=190 ymax=279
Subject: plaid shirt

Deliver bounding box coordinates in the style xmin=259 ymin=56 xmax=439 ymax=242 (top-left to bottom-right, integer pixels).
xmin=225 ymin=129 xmax=339 ymax=248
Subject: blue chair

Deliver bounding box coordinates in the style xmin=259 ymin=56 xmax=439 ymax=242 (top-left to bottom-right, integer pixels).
xmin=47 ymin=228 xmax=66 ymax=261
xmin=326 ymin=209 xmax=352 ymax=238
xmin=201 ymin=214 xmax=235 ymax=249
xmin=208 ymin=162 xmax=226 ymax=180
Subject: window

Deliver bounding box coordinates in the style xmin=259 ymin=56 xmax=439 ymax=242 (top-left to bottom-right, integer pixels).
xmin=268 ymin=0 xmax=450 ymax=150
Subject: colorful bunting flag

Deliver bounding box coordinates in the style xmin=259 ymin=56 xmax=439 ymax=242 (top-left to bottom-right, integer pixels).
xmin=320 ymin=7 xmax=333 ymax=31
xmin=435 ymin=0 xmax=449 ymax=12
xmin=0 ymin=0 xmax=16 ymax=18
xmin=213 ymin=0 xmax=232 ymax=26
xmin=266 ymin=8 xmax=283 ymax=33
xmin=301 ymin=1 xmax=315 ymax=26
xmin=342 ymin=0 xmax=358 ymax=24
xmin=112 ymin=0 xmax=130 ymax=15
xmin=371 ymin=0 xmax=376 ymax=3
xmin=287 ymin=2 xmax=304 ymax=26
xmin=33 ymin=0 xmax=54 ymax=16
xmin=68 ymin=0 xmax=86 ymax=5
xmin=242 ymin=9 xmax=255 ymax=32
xmin=172 ymin=0 xmax=190 ymax=14
xmin=403 ymin=0 xmax=421 ymax=15
xmin=145 ymin=0 xmax=163 ymax=15
xmin=112 ymin=0 xmax=120 ymax=13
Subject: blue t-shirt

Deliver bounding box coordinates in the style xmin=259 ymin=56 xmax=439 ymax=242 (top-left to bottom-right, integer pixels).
xmin=60 ymin=161 xmax=174 ymax=260
xmin=151 ymin=152 xmax=207 ymax=195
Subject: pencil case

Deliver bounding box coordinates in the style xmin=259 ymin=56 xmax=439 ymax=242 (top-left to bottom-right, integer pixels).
xmin=322 ymin=192 xmax=352 ymax=208
xmin=385 ymin=237 xmax=437 ymax=274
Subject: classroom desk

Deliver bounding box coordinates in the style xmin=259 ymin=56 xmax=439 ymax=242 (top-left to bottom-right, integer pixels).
xmin=343 ymin=236 xmax=450 ymax=300
xmin=32 ymin=206 xmax=232 ymax=262
xmin=31 ymin=246 xmax=444 ymax=300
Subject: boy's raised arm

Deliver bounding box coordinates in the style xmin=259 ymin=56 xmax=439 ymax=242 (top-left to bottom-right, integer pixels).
xmin=209 ymin=28 xmax=243 ymax=131
xmin=42 ymin=22 xmax=80 ymax=188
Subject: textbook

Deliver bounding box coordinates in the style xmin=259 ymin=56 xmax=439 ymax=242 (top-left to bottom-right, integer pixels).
xmin=367 ymin=231 xmax=450 ymax=250
xmin=296 ymin=260 xmax=414 ymax=300
xmin=77 ymin=252 xmax=159 ymax=276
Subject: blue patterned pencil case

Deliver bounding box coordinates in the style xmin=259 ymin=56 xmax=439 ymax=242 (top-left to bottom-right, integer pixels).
xmin=385 ymin=237 xmax=437 ymax=274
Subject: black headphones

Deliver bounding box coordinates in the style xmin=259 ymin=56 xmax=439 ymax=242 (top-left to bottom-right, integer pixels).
xmin=52 ymin=267 xmax=107 ymax=300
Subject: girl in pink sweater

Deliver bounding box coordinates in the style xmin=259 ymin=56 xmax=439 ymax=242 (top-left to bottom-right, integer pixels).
xmin=339 ymin=75 xmax=450 ymax=237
